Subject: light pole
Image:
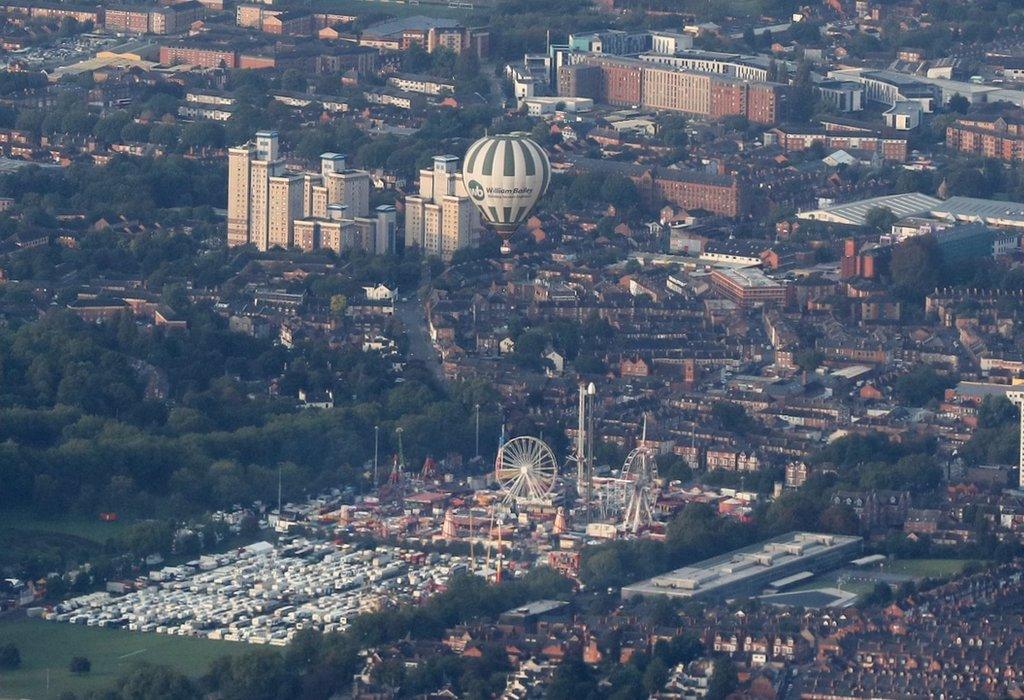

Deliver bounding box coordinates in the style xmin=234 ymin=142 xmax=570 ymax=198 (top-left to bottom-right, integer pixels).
xmin=373 ymin=425 xmax=380 ymax=486
xmin=474 ymin=403 xmax=480 ymax=459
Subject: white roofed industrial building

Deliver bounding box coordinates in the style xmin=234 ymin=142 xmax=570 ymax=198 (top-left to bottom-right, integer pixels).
xmin=621 ymin=532 xmax=862 ymax=601
xmin=796 ymin=193 xmax=942 ymax=226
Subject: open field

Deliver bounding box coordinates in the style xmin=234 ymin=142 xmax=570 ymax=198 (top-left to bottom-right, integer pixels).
xmin=0 ymin=618 xmax=246 ymax=700
xmin=878 ymin=558 xmax=977 ymax=579
xmin=0 ymin=509 xmax=132 ymax=573
xmin=791 ymin=570 xmax=877 ymax=597
xmin=786 ymin=558 xmax=980 ymax=602
xmin=0 ymin=509 xmax=130 ymax=545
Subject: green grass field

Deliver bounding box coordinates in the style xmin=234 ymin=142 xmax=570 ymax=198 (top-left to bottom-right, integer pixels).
xmin=0 ymin=618 xmax=247 ymax=700
xmin=787 ymin=558 xmax=979 ymax=601
xmin=790 ymin=570 xmax=877 ymax=597
xmin=0 ymin=508 xmax=134 ymax=574
xmin=878 ymin=558 xmax=976 ymax=578
xmin=0 ymin=509 xmax=130 ymax=545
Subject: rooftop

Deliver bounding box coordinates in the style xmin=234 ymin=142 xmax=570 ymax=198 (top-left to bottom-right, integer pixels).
xmin=712 ymin=267 xmax=784 ymax=289
xmin=931 ymin=195 xmax=1024 ymax=226
xmin=363 ymin=15 xmax=461 ymax=38
xmin=796 ymin=192 xmax=942 ymax=227
xmin=621 ymin=532 xmax=862 ymax=600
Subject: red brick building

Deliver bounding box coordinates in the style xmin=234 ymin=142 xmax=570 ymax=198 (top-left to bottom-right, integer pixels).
xmin=557 ymin=56 xmax=786 ymax=125
xmin=946 ymin=116 xmax=1024 ymax=162
xmin=160 ymin=44 xmax=237 ymax=68
xmin=709 ymin=268 xmax=788 ymax=308
xmin=262 ymin=9 xmax=312 ymax=35
xmin=104 ymin=6 xmax=150 ymax=33
xmin=767 ymin=125 xmax=908 ymax=161
xmin=570 ymin=157 xmax=748 ymax=218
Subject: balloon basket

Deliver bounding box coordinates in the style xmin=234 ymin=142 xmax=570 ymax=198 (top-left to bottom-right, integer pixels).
xmin=500 ymin=241 xmax=512 ymax=255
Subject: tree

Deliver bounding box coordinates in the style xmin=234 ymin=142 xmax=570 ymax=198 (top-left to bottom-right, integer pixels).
xmin=116 ymin=663 xmax=200 ymax=700
xmin=707 ymin=658 xmax=739 ymax=700
xmin=659 ymin=114 xmax=689 ymax=148
xmin=864 ymin=206 xmax=897 ymax=233
xmin=0 ymin=643 xmax=20 ymax=670
xmin=788 ymin=60 xmax=817 ymax=124
xmin=547 ymin=657 xmax=599 ymax=700
xmin=817 ymin=503 xmax=860 ymax=534
xmin=890 ymin=235 xmax=941 ymax=301
xmin=711 ymin=402 xmax=755 ymax=434
xmin=794 ymin=349 xmax=824 ymax=372
xmin=69 ymin=656 xmax=91 ymax=674
xmin=947 ymin=94 xmax=969 ymax=114
xmin=643 ymin=657 xmax=670 ymax=695
xmin=863 ymin=581 xmax=894 ymax=606
xmin=978 ymin=395 xmax=1017 ymax=429
xmin=600 ymin=175 xmax=640 ymax=213
xmin=330 ymin=294 xmax=348 ymax=316
xmin=892 ymin=366 xmax=950 ymax=407
xmin=511 ymin=329 xmax=547 ymax=370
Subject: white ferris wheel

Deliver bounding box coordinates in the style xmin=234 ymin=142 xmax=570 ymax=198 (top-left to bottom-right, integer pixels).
xmin=620 ymin=446 xmax=659 ymax=534
xmin=495 ymin=436 xmax=558 ymax=504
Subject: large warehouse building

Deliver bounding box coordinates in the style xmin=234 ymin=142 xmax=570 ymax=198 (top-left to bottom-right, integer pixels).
xmin=621 ymin=532 xmax=863 ymax=602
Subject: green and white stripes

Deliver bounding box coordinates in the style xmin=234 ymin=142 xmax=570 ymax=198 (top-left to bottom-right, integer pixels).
xmin=462 ymin=132 xmax=550 ymax=235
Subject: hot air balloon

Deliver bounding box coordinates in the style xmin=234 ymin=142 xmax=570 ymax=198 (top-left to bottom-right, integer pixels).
xmin=461 ymin=132 xmax=550 ymax=254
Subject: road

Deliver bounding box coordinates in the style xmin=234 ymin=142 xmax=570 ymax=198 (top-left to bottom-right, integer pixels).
xmin=395 ymin=292 xmax=444 ymax=384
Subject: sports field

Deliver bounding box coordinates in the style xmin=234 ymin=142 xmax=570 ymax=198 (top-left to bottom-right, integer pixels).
xmin=786 ymin=558 xmax=980 ymax=602
xmin=0 ymin=618 xmax=246 ymax=700
xmin=877 ymin=558 xmax=975 ymax=578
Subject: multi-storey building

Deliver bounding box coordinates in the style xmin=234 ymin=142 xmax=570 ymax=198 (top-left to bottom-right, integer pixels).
xmin=226 ymin=143 xmax=254 ymax=247
xmin=404 ymin=155 xmax=482 ymax=260
xmin=946 ymin=115 xmax=1024 ymax=162
xmin=230 ymin=135 xmax=394 ymax=255
xmin=829 ymin=69 xmax=938 ymax=112
xmin=639 ymin=50 xmax=777 ymax=82
xmin=325 ymin=168 xmax=370 ymax=218
xmin=160 ymin=43 xmax=237 ymax=68
xmin=104 ymin=6 xmax=151 ymax=33
xmin=765 ymin=124 xmax=908 ymax=161
xmin=557 ymin=55 xmax=787 ymax=125
xmin=709 ymin=268 xmax=788 ymax=308
xmin=569 ymin=157 xmax=748 ymax=218
xmin=267 ymin=174 xmax=304 ymax=249
xmin=358 ymin=16 xmax=488 ymax=57
xmin=106 ymin=1 xmax=203 ymax=34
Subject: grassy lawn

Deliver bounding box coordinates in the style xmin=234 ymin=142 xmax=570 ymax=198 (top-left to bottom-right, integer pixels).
xmin=790 ymin=570 xmax=877 ymax=597
xmin=785 ymin=558 xmax=980 ymax=602
xmin=878 ymin=558 xmax=977 ymax=578
xmin=0 ymin=509 xmax=130 ymax=545
xmin=0 ymin=508 xmax=134 ymax=574
xmin=0 ymin=618 xmax=247 ymax=700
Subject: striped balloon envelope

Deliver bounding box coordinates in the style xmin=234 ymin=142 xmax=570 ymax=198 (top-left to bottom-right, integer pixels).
xmin=461 ymin=132 xmax=550 ymax=248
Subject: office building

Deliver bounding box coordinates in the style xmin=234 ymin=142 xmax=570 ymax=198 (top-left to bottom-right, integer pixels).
xmin=404 ymin=155 xmax=482 ymax=260
xmin=709 ymin=268 xmax=789 ymax=308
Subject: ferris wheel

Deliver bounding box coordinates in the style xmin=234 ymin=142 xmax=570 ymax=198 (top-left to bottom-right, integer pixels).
xmin=495 ymin=436 xmax=558 ymax=504
xmin=620 ymin=446 xmax=659 ymax=534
